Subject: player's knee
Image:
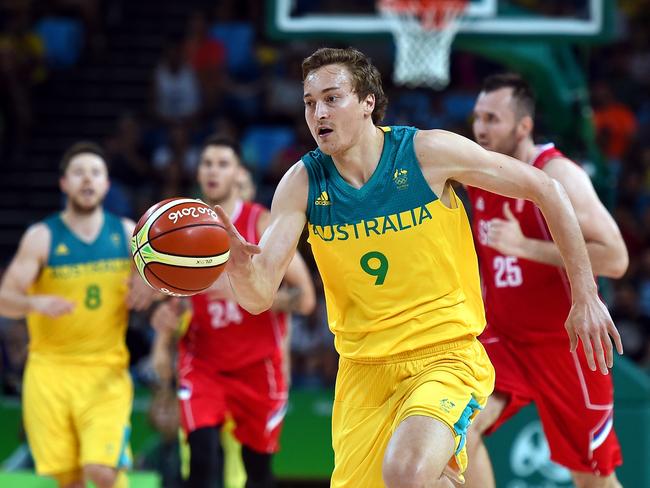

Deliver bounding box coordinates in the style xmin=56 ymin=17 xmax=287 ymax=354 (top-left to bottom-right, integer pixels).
xmin=383 ymin=454 xmax=432 ymax=488
xmin=83 ymin=464 xmax=118 ymax=488
xmin=59 ymin=482 xmax=84 ymax=488
xmin=468 ymin=406 xmax=494 ymax=437
xmin=464 ymin=423 xmax=485 ymax=457
xmin=52 ymin=470 xmax=84 ymax=488
xmin=571 ymin=471 xmax=619 ymax=488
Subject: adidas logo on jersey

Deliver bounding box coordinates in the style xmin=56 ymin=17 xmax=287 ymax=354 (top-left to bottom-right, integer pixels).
xmin=315 ymin=191 xmax=332 ymax=206
xmin=111 ymin=233 xmax=121 ymax=246
xmin=54 ymin=243 xmax=70 ymax=256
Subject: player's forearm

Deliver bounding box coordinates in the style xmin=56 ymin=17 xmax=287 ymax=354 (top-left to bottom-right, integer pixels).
xmin=519 ymin=239 xmax=627 ymax=278
xmin=227 ymin=258 xmax=279 ymax=315
xmin=533 ymin=180 xmax=597 ymax=299
xmin=272 ymin=287 xmax=306 ymax=314
xmin=154 ymin=326 xmax=176 ymax=348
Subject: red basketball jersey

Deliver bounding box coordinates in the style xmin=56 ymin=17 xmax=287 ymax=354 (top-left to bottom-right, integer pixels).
xmin=179 ymin=200 xmax=288 ymax=371
xmin=467 ymin=144 xmax=576 ymax=344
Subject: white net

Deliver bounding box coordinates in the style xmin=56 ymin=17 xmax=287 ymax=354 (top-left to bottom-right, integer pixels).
xmin=378 ymin=0 xmax=468 ymax=89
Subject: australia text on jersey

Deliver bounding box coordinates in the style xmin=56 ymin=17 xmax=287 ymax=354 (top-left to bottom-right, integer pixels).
xmin=50 ymin=259 xmax=131 ymax=279
xmin=311 ymin=203 xmax=435 ymax=242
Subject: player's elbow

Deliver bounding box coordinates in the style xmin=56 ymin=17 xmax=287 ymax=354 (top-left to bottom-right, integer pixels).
xmin=606 ymin=249 xmax=629 ymax=279
xmin=297 ymin=290 xmax=316 ymax=316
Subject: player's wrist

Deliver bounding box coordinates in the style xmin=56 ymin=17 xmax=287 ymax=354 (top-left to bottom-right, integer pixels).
xmin=25 ymin=295 xmax=37 ymax=313
xmin=569 ymin=278 xmax=599 ymax=303
xmin=514 ymin=235 xmax=531 ymax=260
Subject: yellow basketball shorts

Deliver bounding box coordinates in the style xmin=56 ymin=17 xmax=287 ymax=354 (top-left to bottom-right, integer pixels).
xmin=23 ymin=358 xmax=133 ymax=476
xmin=331 ymin=338 xmax=495 ymax=488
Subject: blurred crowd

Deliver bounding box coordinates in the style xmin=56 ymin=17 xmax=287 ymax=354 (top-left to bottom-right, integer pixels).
xmin=0 ymin=0 xmax=108 ymax=164
xmin=0 ymin=0 xmax=649 ymax=453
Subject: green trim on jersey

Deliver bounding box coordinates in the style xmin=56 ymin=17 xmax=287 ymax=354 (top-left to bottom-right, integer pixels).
xmin=302 ymin=126 xmax=439 ymax=227
xmin=45 ymin=212 xmax=130 ymax=267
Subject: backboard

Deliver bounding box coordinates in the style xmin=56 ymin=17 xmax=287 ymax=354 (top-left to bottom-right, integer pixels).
xmin=267 ymin=0 xmax=615 ymax=42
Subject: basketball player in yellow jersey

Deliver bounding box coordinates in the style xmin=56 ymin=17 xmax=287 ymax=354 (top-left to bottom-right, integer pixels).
xmin=0 ymin=142 xmax=155 ymax=488
xmin=215 ymin=48 xmax=623 ymax=488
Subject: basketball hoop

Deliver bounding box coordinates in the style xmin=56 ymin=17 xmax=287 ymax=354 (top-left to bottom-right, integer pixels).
xmin=378 ymin=0 xmax=469 ymax=89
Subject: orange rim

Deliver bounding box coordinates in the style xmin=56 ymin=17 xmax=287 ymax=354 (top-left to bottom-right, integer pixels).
xmin=378 ymin=0 xmax=469 ymax=29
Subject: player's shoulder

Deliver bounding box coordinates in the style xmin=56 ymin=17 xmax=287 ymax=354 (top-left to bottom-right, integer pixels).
xmin=24 ymin=221 xmax=51 ymax=242
xmin=119 ymin=216 xmax=136 ymax=238
xmin=17 ymin=222 xmax=52 ymax=260
xmin=278 ymin=160 xmax=309 ymax=197
xmin=286 ymin=158 xmax=307 ymax=177
xmin=542 ymin=154 xmax=589 ymax=184
xmin=413 ymin=128 xmax=472 ymax=155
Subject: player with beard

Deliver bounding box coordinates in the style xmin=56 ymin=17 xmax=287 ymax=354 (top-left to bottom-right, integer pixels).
xmin=462 ymin=73 xmax=627 ymax=488
xmin=0 ymin=142 xmax=155 ymax=488
xmin=150 ymin=135 xmax=316 ymax=488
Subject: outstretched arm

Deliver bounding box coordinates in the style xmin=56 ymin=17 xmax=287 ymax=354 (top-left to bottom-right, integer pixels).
xmin=485 ymin=157 xmax=628 ymax=279
xmin=416 ymin=129 xmax=623 ymax=374
xmin=216 ymin=161 xmax=309 ymax=314
xmin=0 ymin=224 xmax=75 ymax=318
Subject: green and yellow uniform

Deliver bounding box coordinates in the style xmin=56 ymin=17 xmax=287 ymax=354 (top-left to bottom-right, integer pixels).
xmin=24 ymin=212 xmax=133 ymax=477
xmin=302 ymin=126 xmax=495 ymax=486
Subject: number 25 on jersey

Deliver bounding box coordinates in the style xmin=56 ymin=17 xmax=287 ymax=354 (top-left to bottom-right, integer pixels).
xmin=493 ymin=256 xmax=523 ymax=288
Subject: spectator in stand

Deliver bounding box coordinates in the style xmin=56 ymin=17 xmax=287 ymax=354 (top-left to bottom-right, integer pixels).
xmin=0 ymin=3 xmax=45 ymax=164
xmin=592 ymin=80 xmax=637 ymax=171
xmin=184 ymin=10 xmax=227 ymax=116
xmin=613 ymin=205 xmax=645 ymax=268
xmin=265 ymin=51 xmax=305 ymax=122
xmin=104 ymin=112 xmax=154 ymax=216
xmin=152 ymin=37 xmax=201 ymax=127
xmin=611 ymin=282 xmax=650 ymax=364
xmin=258 ymin=122 xmax=313 ymax=206
xmin=152 ymin=123 xmax=201 ymax=199
xmin=635 ymin=249 xmax=650 ymax=317
xmin=41 ymin=0 xmax=105 ymax=52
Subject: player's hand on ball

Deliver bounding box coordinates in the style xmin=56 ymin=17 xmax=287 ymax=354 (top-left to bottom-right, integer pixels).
xmin=151 ymin=298 xmax=183 ymax=334
xmin=127 ymin=273 xmax=159 ymax=311
xmin=564 ymin=295 xmax=623 ymax=375
xmin=213 ymin=205 xmax=261 ymax=275
xmin=29 ymin=295 xmax=75 ymax=317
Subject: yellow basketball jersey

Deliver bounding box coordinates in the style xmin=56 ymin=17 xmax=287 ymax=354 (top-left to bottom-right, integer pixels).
xmin=302 ymin=126 xmax=486 ymax=359
xmin=27 ymin=212 xmax=131 ymax=367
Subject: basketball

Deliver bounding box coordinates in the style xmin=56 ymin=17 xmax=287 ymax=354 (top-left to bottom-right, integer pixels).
xmin=130 ymin=198 xmax=230 ymax=296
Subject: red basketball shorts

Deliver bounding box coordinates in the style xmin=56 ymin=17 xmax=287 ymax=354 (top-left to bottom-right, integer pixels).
xmin=481 ymin=331 xmax=622 ymax=476
xmin=177 ymin=352 xmax=287 ymax=453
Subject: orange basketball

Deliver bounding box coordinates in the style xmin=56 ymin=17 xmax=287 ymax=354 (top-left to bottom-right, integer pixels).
xmin=130 ymin=198 xmax=230 ymax=296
